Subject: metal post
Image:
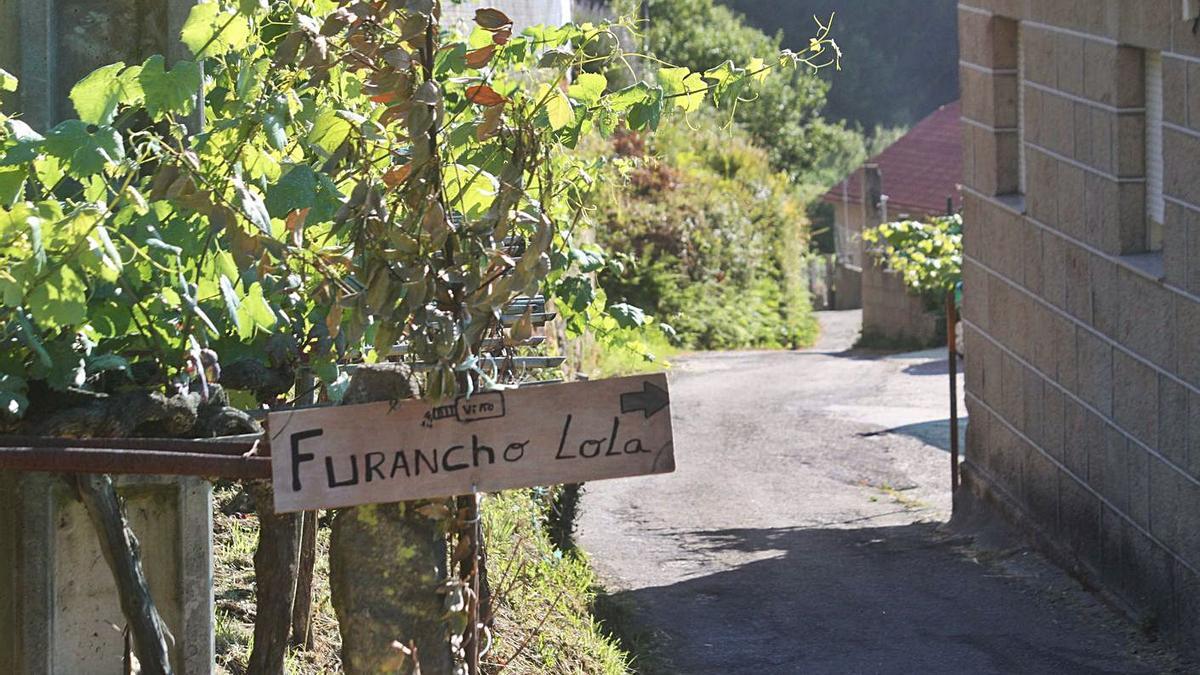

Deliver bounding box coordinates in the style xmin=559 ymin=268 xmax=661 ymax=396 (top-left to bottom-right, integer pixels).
xmin=948 ymin=292 xmax=959 ymax=492
xmin=946 ymin=197 xmax=960 ymax=492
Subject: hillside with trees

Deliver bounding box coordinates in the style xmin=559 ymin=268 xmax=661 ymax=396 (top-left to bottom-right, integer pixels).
xmin=721 ymin=0 xmax=959 ymax=130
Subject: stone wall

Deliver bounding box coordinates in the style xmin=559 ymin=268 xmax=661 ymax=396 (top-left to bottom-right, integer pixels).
xmin=959 ymin=0 xmax=1200 ymax=654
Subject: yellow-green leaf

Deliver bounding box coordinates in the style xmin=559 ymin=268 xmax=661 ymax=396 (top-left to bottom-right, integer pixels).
xmin=181 ymin=2 xmax=252 ymax=58
xmin=568 ymin=72 xmax=607 ymax=105
xmin=546 ymin=87 xmax=573 ymax=131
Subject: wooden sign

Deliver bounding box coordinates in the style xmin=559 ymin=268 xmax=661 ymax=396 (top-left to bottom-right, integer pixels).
xmin=267 ymin=374 xmax=675 ymax=512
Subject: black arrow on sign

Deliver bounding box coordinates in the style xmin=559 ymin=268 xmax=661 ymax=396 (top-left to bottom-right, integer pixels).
xmin=620 ymin=381 xmax=669 ymax=419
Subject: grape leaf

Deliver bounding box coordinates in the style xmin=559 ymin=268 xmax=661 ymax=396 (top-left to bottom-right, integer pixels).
xmin=69 ymin=62 xmax=138 ymax=125
xmin=28 ymin=265 xmax=88 ymax=328
xmin=138 ymin=56 xmax=201 ymax=120
xmin=265 ymin=164 xmax=317 ymax=218
xmin=657 ymin=67 xmax=704 ymax=112
xmin=181 ymin=2 xmax=252 ymax=58
xmin=236 ymin=181 xmax=273 ymax=235
xmin=0 ymin=68 xmax=17 ymax=93
xmin=545 ymin=88 xmax=573 ymax=131
xmin=0 ymin=120 xmax=45 ymax=166
xmin=568 ymin=72 xmax=607 ymax=104
xmin=609 ymin=302 xmax=648 ymax=328
xmin=43 ymin=121 xmax=125 ymax=177
xmin=237 ymin=281 xmax=277 ymax=334
xmin=627 ymin=88 xmax=664 ymax=131
xmin=607 ymin=82 xmax=651 ymax=111
xmin=0 ymin=167 xmax=24 ymax=207
xmin=220 ymin=274 xmax=242 ymax=331
xmin=307 ymin=110 xmax=352 ymax=155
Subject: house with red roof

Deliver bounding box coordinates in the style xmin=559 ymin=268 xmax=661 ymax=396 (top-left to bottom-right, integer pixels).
xmin=821 ymin=101 xmax=962 ymax=345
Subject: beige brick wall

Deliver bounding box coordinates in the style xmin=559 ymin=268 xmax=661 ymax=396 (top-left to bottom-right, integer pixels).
xmin=959 ymin=0 xmax=1200 ymax=654
xmin=861 ymin=253 xmax=942 ymax=347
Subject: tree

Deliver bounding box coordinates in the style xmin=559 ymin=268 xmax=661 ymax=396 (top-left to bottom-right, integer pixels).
xmin=723 ymin=0 xmax=960 ymax=130
xmin=619 ymin=0 xmax=865 ymax=187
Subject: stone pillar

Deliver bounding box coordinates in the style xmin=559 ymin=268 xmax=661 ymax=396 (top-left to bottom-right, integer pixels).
xmin=0 ymin=472 xmax=214 ymax=674
xmin=861 ymin=165 xmax=891 ymax=338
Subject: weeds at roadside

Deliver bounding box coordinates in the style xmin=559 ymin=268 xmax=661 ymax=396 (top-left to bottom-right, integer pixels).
xmin=212 ymin=485 xmax=629 ymax=674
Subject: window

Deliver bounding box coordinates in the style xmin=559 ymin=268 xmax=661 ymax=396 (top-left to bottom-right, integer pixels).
xmin=1146 ymin=51 xmax=1164 ymax=251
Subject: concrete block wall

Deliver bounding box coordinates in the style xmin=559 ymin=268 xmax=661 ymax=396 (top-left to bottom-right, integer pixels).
xmin=862 ymin=251 xmax=942 ymax=347
xmin=959 ymin=0 xmax=1200 ymax=653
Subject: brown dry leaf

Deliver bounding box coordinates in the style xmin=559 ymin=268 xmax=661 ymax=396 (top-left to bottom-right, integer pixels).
xmin=465 ymin=44 xmax=496 ymax=69
xmin=299 ymin=35 xmax=329 ymax=69
xmin=492 ymin=27 xmax=512 ymax=45
xmin=382 ymin=164 xmax=412 ymax=188
xmin=285 ymin=207 xmax=310 ymax=248
xmin=382 ymin=48 xmax=412 ymax=70
xmin=148 ymin=164 xmax=181 ymax=201
xmin=474 ymin=7 xmax=512 ymax=30
xmin=370 ymin=90 xmax=400 ymax=104
xmin=510 ymin=305 xmax=534 ymax=344
xmin=273 ymin=31 xmax=304 ymax=65
xmin=466 ymin=84 xmax=506 ymax=106
xmin=165 ymin=173 xmax=196 ymax=199
xmin=476 ymin=104 xmax=504 ymax=141
xmin=452 ymin=533 xmax=473 ymax=563
xmin=325 ymin=302 xmax=342 ymax=339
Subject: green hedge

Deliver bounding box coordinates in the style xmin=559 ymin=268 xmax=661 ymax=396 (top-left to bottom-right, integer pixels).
xmin=591 ymin=112 xmax=817 ymax=350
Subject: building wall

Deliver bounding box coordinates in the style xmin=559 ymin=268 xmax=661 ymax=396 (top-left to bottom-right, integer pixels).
xmin=959 ymin=0 xmax=1200 ymax=652
xmin=0 ymin=472 xmax=214 ymax=674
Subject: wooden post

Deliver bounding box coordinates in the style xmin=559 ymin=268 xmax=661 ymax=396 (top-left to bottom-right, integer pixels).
xmin=290 ymin=369 xmax=319 ymax=650
xmin=247 ymin=482 xmax=301 ymax=675
xmin=459 ymin=492 xmax=481 ymax=675
xmin=862 ymin=165 xmax=884 ymax=229
xmin=328 ymin=364 xmax=453 ymax=675
xmin=290 ymin=510 xmax=318 ymax=649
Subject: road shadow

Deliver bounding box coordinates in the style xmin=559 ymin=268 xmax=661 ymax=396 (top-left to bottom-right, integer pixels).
xmin=594 ymin=523 xmax=1165 ymax=675
xmin=901 ymin=355 xmax=964 ymax=376
xmin=790 ymin=347 xmax=909 ymax=361
xmin=864 ymin=417 xmax=969 ymax=453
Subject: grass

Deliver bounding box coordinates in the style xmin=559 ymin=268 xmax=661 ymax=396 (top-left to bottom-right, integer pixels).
xmin=481 ymin=489 xmax=630 ymax=674
xmin=591 ymin=590 xmax=676 ymax=675
xmin=589 ymin=325 xmax=680 ymax=379
xmin=212 ymin=485 xmax=631 ymax=674
xmin=213 ymin=485 xmax=341 ymax=674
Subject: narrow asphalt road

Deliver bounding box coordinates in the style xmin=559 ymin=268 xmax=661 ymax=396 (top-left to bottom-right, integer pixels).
xmin=577 ymin=310 xmax=1181 ymax=675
